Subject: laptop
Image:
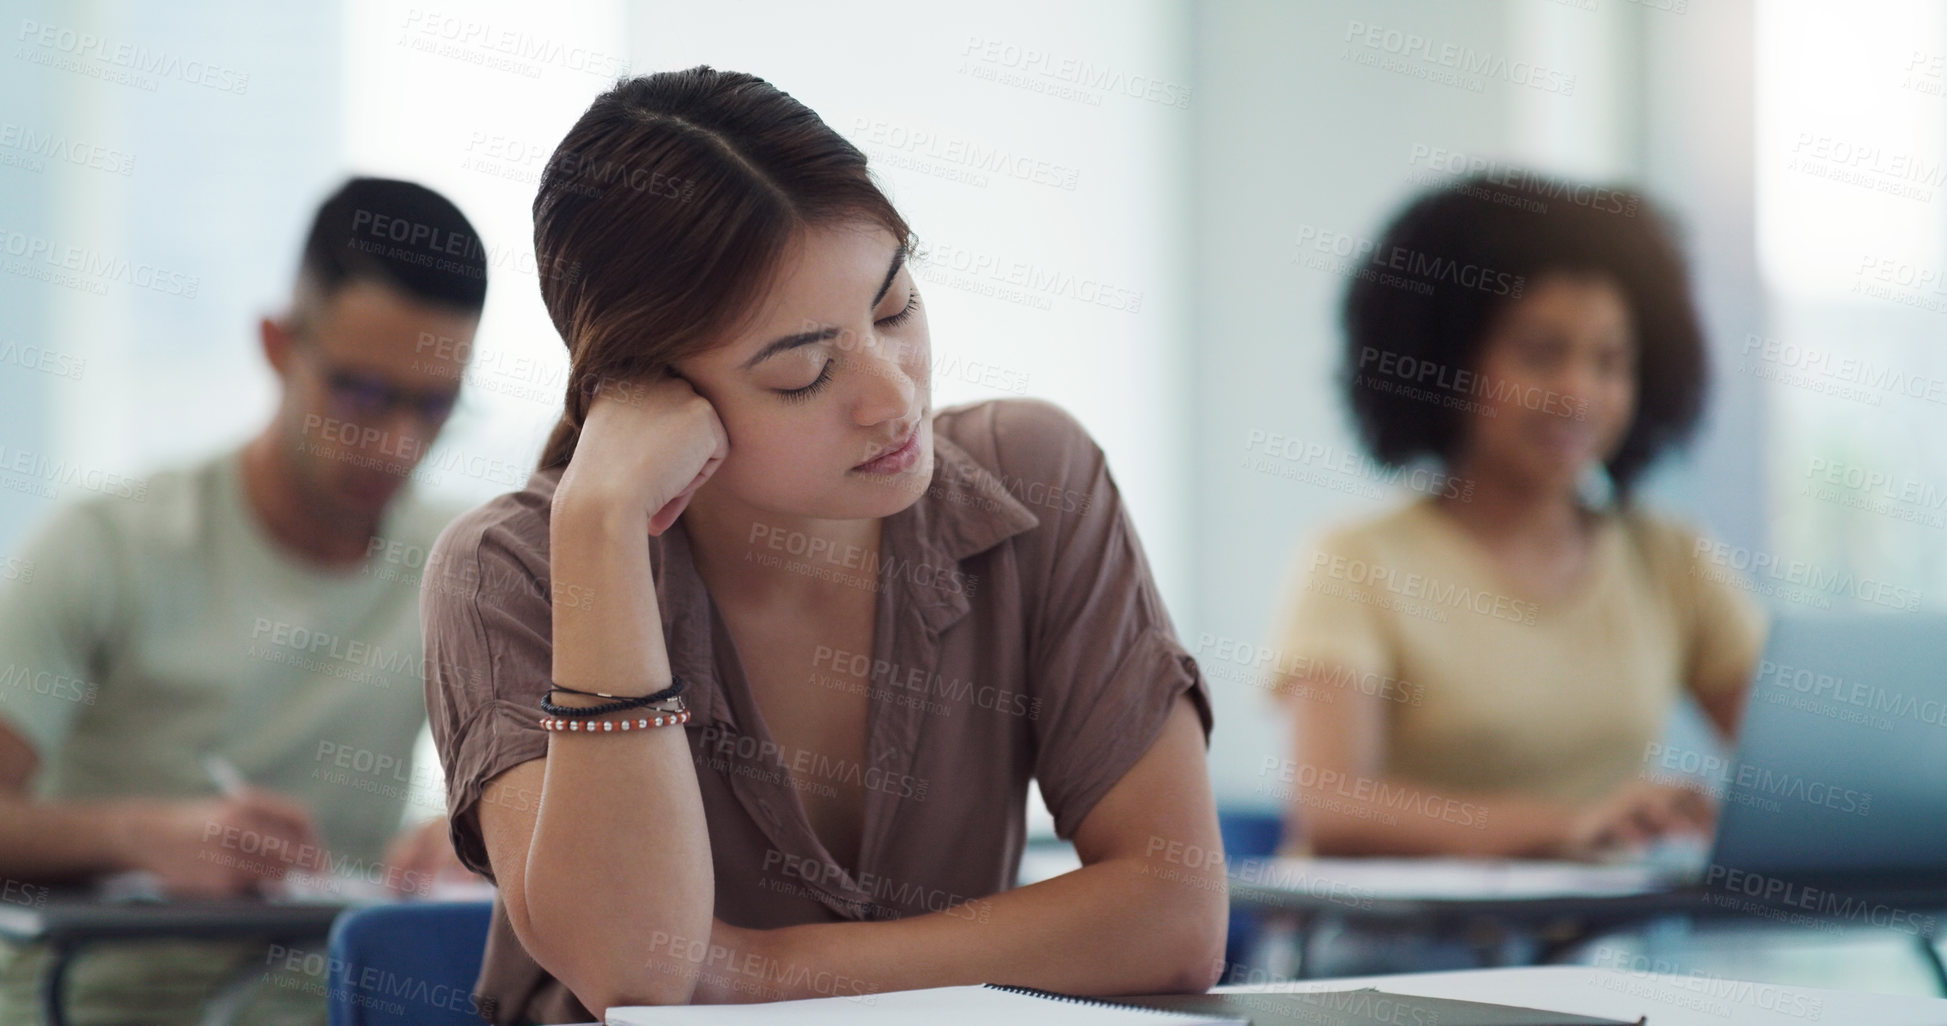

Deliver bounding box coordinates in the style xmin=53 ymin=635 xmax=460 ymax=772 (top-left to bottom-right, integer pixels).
xmin=1698 ymin=611 xmax=1947 ymax=892
xmin=1551 ymin=610 xmax=1947 ymax=901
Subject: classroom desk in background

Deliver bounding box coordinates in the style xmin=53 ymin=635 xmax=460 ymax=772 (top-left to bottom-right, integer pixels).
xmin=1230 ymin=856 xmax=1707 ymax=968
xmin=0 ymin=888 xmax=351 ymax=1026
xmin=1228 ymin=856 xmax=1947 ymax=977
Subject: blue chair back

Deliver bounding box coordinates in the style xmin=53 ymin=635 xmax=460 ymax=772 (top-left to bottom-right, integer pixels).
xmin=1218 ymin=807 xmax=1285 ymax=976
xmin=326 ymin=900 xmax=494 ymax=1026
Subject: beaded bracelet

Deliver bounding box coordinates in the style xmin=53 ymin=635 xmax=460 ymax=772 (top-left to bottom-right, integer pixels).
xmin=539 ymin=707 xmax=691 ymax=733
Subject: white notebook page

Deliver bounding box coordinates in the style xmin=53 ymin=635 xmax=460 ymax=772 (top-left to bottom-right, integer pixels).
xmin=605 ymin=984 xmax=1244 ymax=1025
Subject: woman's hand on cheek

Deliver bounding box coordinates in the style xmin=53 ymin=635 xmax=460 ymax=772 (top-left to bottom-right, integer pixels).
xmin=556 ymin=373 xmax=729 ymax=534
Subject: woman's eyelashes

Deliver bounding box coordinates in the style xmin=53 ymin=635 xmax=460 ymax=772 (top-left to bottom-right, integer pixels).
xmin=774 ymin=291 xmax=920 ymax=403
xmin=778 ymin=359 xmax=834 ymax=403
xmin=879 ymin=289 xmax=919 ymax=327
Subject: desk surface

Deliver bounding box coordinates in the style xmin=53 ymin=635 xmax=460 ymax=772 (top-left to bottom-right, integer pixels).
xmin=1232 ymin=965 xmax=1947 ymax=1025
xmin=543 ymin=967 xmax=1947 ymax=1025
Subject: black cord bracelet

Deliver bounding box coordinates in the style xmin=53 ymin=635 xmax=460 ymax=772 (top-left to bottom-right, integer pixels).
xmin=540 ymin=693 xmax=674 ymax=718
xmin=547 ymin=676 xmax=686 ymax=703
xmin=542 ymin=676 xmax=687 ymax=718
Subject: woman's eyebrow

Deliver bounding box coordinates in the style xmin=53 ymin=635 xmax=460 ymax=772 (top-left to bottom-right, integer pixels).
xmin=740 ymin=326 xmax=839 ymax=371
xmin=870 ymin=246 xmax=907 ymax=308
xmin=740 ymin=248 xmax=909 ymax=372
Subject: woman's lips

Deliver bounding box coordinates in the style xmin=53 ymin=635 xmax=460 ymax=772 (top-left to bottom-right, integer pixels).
xmin=854 ymin=423 xmax=921 ymax=473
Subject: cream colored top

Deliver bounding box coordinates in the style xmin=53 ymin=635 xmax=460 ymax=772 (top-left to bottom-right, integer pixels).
xmin=1267 ymin=497 xmax=1766 ymax=806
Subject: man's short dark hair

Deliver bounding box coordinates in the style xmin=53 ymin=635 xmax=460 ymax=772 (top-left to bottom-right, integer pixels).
xmin=300 ymin=177 xmax=489 ymax=315
xmin=1340 ymin=173 xmax=1707 ymax=497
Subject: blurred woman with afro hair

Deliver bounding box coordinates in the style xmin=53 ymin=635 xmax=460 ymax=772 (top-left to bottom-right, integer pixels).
xmin=1265 ymin=173 xmax=1765 ymax=870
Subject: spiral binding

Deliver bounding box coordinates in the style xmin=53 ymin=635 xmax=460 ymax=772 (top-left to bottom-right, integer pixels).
xmin=978 ymin=983 xmax=1190 ymax=1016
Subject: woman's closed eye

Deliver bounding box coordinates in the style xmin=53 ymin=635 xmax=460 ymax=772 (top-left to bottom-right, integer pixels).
xmin=778 ymin=359 xmax=834 ymax=403
xmin=775 ymin=290 xmax=920 ymax=402
xmin=878 ymin=289 xmax=919 ymax=328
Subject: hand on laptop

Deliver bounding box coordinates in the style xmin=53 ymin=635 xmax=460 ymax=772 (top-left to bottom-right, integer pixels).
xmin=1560 ymin=780 xmax=1716 ymax=861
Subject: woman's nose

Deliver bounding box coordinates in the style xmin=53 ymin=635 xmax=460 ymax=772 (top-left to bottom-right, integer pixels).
xmin=852 ymin=333 xmax=919 ymax=424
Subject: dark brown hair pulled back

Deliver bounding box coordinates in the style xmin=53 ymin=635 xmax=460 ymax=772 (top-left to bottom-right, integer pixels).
xmin=532 ymin=65 xmax=913 ymax=470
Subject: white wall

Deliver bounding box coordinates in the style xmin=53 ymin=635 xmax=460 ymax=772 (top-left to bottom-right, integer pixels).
xmin=0 ymin=0 xmax=344 ymax=546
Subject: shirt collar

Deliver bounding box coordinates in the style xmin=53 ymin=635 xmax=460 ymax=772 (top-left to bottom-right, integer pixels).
xmin=650 ymin=429 xmax=1040 ymax=730
xmin=905 ymin=428 xmax=1043 ymax=563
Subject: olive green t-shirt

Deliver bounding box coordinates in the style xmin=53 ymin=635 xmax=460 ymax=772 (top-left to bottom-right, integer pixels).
xmin=0 ymin=446 xmax=462 ymax=1025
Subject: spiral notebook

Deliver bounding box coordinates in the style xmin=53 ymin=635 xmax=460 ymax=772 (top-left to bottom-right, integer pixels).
xmin=605 ymin=982 xmax=1641 ymax=1025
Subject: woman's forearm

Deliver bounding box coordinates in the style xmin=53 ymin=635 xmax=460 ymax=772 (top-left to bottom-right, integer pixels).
xmin=1292 ymin=775 xmax=1572 ymax=857
xmin=698 ymin=855 xmax=1226 ymax=1003
xmin=1280 ymin=673 xmax=1574 ymax=858
xmin=525 ymin=496 xmax=714 ymax=1009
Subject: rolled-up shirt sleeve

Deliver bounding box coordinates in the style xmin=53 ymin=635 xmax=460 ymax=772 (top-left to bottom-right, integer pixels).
xmin=419 ymin=510 xmax=556 ymax=881
xmin=1013 ymin=403 xmax=1214 ymax=840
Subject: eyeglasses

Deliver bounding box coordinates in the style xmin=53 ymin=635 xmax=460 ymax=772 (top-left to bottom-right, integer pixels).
xmin=318 ymin=367 xmax=460 ymax=423
xmin=285 ymin=320 xmax=462 ymax=424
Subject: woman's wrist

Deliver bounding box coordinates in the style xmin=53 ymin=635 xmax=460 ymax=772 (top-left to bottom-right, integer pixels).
xmin=553 ymin=476 xmax=655 ymax=531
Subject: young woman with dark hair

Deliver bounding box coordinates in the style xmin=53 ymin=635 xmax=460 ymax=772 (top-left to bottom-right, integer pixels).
xmin=421 ymin=67 xmax=1224 ymax=1023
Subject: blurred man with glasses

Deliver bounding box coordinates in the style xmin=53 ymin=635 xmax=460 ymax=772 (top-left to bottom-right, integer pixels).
xmin=0 ymin=177 xmax=488 ymax=1025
